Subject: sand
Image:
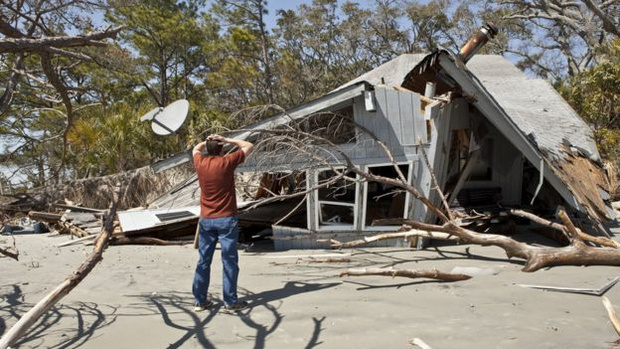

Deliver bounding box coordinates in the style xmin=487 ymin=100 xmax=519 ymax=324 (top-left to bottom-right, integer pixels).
xmin=2 ymin=233 xmax=620 ymax=348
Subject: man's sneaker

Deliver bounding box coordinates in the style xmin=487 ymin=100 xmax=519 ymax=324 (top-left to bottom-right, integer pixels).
xmin=193 ymin=300 xmax=214 ymax=312
xmin=223 ymin=301 xmax=249 ymax=312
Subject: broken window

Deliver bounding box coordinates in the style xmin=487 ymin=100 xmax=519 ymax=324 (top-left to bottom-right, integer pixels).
xmin=316 ymin=168 xmax=357 ymax=229
xmin=364 ymin=164 xmax=410 ymax=228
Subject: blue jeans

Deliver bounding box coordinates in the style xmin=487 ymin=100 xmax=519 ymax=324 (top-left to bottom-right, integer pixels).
xmin=192 ymin=216 xmax=240 ymax=306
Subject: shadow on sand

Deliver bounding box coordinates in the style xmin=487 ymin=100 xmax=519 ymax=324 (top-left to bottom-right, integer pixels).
xmin=128 ymin=280 xmax=338 ymax=349
xmin=0 ymin=284 xmax=118 ymax=348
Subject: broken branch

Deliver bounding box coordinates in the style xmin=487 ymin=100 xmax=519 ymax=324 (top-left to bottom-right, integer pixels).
xmin=510 ymin=209 xmax=620 ymax=248
xmin=602 ymin=296 xmax=620 ymax=336
xmin=340 ymin=268 xmax=471 ymax=282
xmin=319 ymin=229 xmax=458 ymax=249
xmin=0 ymin=26 xmax=124 ymax=54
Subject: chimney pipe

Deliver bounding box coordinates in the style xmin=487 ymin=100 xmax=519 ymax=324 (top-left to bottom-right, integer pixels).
xmin=458 ymin=22 xmax=498 ymax=63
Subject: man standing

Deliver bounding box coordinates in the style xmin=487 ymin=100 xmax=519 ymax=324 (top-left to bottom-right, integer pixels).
xmin=192 ymin=134 xmax=254 ymax=312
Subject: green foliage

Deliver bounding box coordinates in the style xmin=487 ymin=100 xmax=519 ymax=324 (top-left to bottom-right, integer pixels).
xmin=559 ymin=39 xmax=620 ymax=168
xmin=66 ymin=103 xmax=178 ymax=176
xmin=2 ymin=0 xmax=618 ymax=190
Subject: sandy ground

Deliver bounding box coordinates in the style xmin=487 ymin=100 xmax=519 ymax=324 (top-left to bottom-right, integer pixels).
xmin=2 ymin=233 xmax=620 ymax=349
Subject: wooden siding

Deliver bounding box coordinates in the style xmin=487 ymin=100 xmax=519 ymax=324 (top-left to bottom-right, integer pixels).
xmin=350 ymin=86 xmax=425 ymax=162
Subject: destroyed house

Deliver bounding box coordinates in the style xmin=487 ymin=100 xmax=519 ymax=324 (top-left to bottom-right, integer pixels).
xmin=126 ymin=33 xmax=614 ymax=249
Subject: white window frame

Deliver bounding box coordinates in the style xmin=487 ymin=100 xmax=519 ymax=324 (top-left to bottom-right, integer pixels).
xmin=313 ymin=166 xmax=360 ymax=231
xmin=361 ymin=161 xmax=414 ymax=231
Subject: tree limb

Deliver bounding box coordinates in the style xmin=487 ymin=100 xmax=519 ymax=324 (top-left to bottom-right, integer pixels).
xmin=319 ymin=229 xmax=458 ymax=249
xmin=0 ymin=26 xmax=124 ymax=54
xmin=0 ymin=234 xmax=19 ymax=260
xmin=340 ymin=268 xmax=471 ymax=282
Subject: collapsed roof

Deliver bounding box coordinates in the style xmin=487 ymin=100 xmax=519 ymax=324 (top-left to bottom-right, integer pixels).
xmin=147 ymin=50 xmax=614 ymax=233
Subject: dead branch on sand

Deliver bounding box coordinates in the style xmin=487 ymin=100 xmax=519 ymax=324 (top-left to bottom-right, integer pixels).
xmin=318 ymin=229 xmax=458 ymax=249
xmin=0 ymin=235 xmax=19 ymax=260
xmin=602 ymin=296 xmax=620 ymax=337
xmin=340 ymin=268 xmax=471 ymax=282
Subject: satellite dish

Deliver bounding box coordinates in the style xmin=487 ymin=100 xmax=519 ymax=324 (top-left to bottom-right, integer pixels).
xmin=139 ymin=99 xmax=190 ymax=136
xmin=140 ymin=106 xmax=162 ymax=122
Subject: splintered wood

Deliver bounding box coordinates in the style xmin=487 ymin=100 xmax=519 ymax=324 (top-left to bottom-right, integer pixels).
xmin=552 ymin=150 xmax=611 ymax=224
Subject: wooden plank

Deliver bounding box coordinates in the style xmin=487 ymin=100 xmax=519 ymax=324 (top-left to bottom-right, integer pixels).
xmin=29 ymin=211 xmax=62 ymax=222
xmin=306 ymin=169 xmax=317 ymax=231
xmin=58 ymin=234 xmax=97 ymax=247
xmin=54 ymin=203 xmax=104 ymax=213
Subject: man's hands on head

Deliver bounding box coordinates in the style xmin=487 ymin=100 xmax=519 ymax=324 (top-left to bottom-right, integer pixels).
xmin=206 ymin=134 xmax=226 ymax=144
xmin=205 ymin=134 xmax=254 ymax=157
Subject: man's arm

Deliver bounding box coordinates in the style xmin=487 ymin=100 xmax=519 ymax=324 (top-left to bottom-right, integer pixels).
xmin=192 ymin=141 xmax=206 ymax=157
xmin=208 ymin=134 xmax=254 ymax=157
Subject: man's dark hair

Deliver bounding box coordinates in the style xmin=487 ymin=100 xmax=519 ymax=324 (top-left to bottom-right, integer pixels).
xmin=205 ymin=140 xmax=223 ymax=156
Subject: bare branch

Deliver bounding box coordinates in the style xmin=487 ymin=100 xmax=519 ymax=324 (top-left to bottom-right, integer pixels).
xmin=319 ymin=229 xmax=458 ymax=249
xmin=0 ymin=26 xmax=125 ymax=54
xmin=0 ymin=234 xmax=19 ymax=261
xmin=582 ymin=0 xmax=620 ymax=37
xmin=340 ymin=268 xmax=471 ymax=282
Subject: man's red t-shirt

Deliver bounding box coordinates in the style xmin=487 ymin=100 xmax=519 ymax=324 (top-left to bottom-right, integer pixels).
xmin=193 ymin=150 xmax=245 ymax=218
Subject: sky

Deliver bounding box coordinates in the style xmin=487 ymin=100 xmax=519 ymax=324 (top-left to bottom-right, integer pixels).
xmin=252 ymin=0 xmax=373 ymax=29
xmin=1 ymin=0 xmax=371 ymax=187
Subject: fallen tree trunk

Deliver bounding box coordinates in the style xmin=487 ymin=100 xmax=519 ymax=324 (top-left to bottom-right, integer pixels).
xmin=0 ymin=193 xmax=118 ymax=349
xmin=340 ymin=268 xmax=471 ymax=282
xmin=326 ymin=209 xmax=620 ymax=272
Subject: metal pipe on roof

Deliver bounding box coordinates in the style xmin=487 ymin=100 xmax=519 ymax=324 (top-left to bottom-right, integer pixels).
xmin=424 ymin=82 xmax=436 ymax=98
xmin=458 ymin=23 xmax=498 ymax=63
